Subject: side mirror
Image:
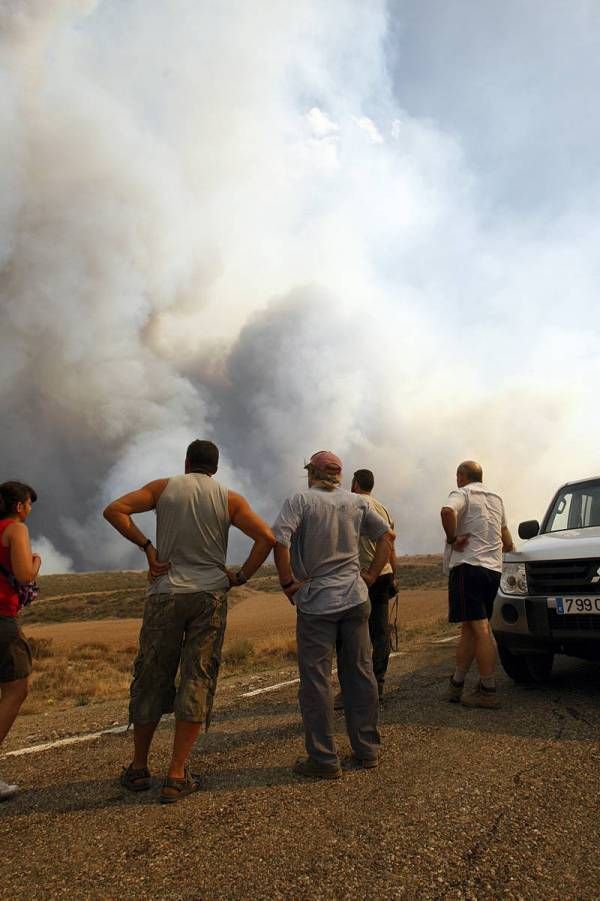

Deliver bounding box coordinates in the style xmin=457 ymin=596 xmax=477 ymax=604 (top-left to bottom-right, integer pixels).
xmin=518 ymin=520 xmax=540 ymax=540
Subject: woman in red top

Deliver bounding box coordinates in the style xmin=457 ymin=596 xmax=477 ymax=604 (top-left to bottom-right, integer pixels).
xmin=0 ymin=481 xmax=41 ymax=802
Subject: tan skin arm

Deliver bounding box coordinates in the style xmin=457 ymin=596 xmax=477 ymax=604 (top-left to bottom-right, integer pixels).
xmin=274 ymin=543 xmax=303 ymax=604
xmin=441 ymin=507 xmax=470 ymax=552
xmin=103 ymin=479 xmax=170 ymax=579
xmin=4 ymin=522 xmax=41 ymax=583
xmin=362 ymin=531 xmax=396 ymax=587
xmin=502 ymin=525 xmax=515 ymax=553
xmin=226 ymin=492 xmax=276 ymax=586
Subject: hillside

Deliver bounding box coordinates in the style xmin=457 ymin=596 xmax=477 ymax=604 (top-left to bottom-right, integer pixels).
xmin=26 ymin=556 xmax=444 ymax=624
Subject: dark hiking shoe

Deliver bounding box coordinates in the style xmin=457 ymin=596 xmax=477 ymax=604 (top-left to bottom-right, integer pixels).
xmin=292 ymin=757 xmax=342 ymax=780
xmin=461 ymin=682 xmax=501 ymax=709
xmin=341 ymin=754 xmax=379 ymax=771
xmin=446 ymin=677 xmax=464 ymax=703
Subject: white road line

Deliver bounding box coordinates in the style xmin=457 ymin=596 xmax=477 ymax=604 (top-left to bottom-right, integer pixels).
xmin=241 ymin=677 xmax=300 ymax=697
xmin=4 ymin=652 xmax=406 ymax=754
xmin=2 ymin=724 xmax=129 ymax=758
xmin=239 ymin=652 xmax=402 ymax=698
xmin=432 ymin=635 xmax=460 ymax=644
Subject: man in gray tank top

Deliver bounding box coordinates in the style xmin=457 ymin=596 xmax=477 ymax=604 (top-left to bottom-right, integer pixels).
xmin=104 ymin=440 xmax=275 ymax=803
xmin=273 ymin=450 xmax=395 ymax=779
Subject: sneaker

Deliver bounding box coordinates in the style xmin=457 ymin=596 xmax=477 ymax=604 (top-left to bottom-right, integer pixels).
xmin=333 ymin=691 xmax=344 ymax=711
xmin=461 ymin=682 xmax=501 ymax=709
xmin=0 ymin=779 xmax=18 ymax=802
xmin=292 ymin=756 xmax=342 ymax=780
xmin=446 ymin=676 xmax=464 ymax=703
xmin=341 ymin=754 xmax=379 ymax=771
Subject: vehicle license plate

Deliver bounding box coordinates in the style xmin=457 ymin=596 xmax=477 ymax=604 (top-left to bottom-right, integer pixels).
xmin=551 ymin=596 xmax=600 ymax=615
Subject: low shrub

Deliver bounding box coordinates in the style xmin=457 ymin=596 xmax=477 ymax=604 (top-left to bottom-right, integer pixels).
xmin=223 ymin=638 xmax=255 ymax=665
xmin=27 ymin=637 xmax=55 ymax=659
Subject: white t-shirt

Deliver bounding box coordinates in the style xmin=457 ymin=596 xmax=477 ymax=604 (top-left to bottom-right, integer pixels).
xmin=443 ymin=482 xmax=507 ymax=573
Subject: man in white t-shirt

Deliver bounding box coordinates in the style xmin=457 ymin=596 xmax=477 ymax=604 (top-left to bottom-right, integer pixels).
xmin=440 ymin=460 xmax=514 ymax=708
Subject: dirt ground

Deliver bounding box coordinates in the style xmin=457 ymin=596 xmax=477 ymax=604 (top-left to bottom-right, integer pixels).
xmin=2 ymin=636 xmax=599 ymax=899
xmin=23 ymin=588 xmax=448 ymax=650
xmin=5 ymin=584 xmax=599 ymax=898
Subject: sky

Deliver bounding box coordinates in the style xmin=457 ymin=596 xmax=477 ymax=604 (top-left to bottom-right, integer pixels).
xmin=1 ymin=0 xmax=600 ymax=572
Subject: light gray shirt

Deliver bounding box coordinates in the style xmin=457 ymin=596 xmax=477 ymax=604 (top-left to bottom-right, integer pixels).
xmin=148 ymin=473 xmax=230 ymax=595
xmin=272 ymin=486 xmax=390 ymax=615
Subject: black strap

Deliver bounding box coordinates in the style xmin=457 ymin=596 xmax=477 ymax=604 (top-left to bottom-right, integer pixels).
xmin=0 ymin=562 xmax=18 ymax=588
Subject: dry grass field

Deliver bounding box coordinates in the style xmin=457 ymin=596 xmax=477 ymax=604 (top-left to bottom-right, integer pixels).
xmin=19 ymin=557 xmax=448 ymax=715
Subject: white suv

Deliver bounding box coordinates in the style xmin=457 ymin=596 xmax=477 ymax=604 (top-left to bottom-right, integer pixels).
xmin=491 ymin=476 xmax=600 ymax=682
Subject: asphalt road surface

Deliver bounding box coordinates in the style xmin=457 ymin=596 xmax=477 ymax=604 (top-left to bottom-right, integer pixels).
xmin=2 ymin=640 xmax=599 ymax=899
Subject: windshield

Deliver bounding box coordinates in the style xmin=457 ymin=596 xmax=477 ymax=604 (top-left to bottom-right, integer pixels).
xmin=544 ymin=480 xmax=600 ymax=533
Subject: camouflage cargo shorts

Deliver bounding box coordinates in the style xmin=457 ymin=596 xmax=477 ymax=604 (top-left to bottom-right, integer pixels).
xmin=129 ymin=590 xmax=228 ymax=726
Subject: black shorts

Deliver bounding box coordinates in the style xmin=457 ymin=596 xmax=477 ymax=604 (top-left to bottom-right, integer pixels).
xmin=0 ymin=616 xmax=32 ymax=683
xmin=448 ymin=564 xmax=501 ymax=623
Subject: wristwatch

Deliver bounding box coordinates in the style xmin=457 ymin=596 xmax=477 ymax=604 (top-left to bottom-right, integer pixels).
xmin=140 ymin=539 xmax=152 ymax=552
xmin=235 ymin=570 xmax=248 ymax=585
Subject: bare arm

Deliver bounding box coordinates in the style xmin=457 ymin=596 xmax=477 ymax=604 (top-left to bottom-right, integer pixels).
xmin=362 ymin=530 xmax=395 ymax=587
xmin=228 ymin=492 xmax=276 ymax=584
xmin=441 ymin=507 xmax=469 ymax=551
xmin=273 ymin=542 xmax=303 ymax=604
xmin=6 ymin=523 xmax=41 ymax=583
xmin=501 ymin=525 xmax=515 ymax=553
xmin=440 ymin=507 xmax=457 ymax=541
xmin=103 ymin=479 xmax=169 ymax=578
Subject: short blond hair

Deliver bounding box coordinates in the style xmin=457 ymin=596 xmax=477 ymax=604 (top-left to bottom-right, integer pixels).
xmin=305 ymin=463 xmax=341 ymax=490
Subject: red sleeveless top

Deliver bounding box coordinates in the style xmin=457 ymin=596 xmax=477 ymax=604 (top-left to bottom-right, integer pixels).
xmin=0 ymin=519 xmax=19 ymax=617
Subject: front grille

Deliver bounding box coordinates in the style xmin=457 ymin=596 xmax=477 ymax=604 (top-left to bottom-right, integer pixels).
xmin=548 ymin=611 xmax=600 ymax=632
xmin=526 ymin=558 xmax=600 ymax=596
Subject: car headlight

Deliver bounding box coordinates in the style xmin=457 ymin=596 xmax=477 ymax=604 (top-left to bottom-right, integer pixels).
xmin=500 ymin=563 xmax=528 ymax=596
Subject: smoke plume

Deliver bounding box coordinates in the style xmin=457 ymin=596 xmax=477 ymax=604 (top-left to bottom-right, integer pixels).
xmin=1 ymin=1 xmax=600 ymax=570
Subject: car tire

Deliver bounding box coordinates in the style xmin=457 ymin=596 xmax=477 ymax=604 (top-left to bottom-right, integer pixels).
xmin=525 ymin=652 xmax=554 ymax=683
xmin=497 ymin=643 xmax=535 ymax=683
xmin=497 ymin=644 xmax=555 ymax=684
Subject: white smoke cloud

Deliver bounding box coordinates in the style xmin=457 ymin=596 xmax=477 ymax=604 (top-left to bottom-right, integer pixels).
xmin=30 ymin=535 xmax=74 ymax=574
xmin=1 ymin=0 xmax=599 ymax=569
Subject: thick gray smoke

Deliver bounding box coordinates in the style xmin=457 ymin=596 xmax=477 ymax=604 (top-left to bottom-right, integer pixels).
xmin=2 ymin=1 xmax=600 ymax=571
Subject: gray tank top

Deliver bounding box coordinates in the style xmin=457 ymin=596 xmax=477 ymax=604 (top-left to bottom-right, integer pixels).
xmin=148 ymin=473 xmax=230 ymax=595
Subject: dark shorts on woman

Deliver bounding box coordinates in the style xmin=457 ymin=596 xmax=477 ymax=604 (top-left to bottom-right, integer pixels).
xmin=448 ymin=563 xmax=501 ymax=623
xmin=0 ymin=616 xmax=32 ymax=682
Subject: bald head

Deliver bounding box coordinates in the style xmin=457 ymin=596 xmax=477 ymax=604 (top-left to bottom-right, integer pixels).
xmin=457 ymin=460 xmax=483 ymax=485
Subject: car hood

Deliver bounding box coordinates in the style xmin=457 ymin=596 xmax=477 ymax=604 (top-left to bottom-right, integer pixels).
xmin=506 ymin=526 xmax=600 ymax=563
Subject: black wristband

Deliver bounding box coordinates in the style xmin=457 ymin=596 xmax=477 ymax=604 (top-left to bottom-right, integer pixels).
xmin=140 ymin=539 xmax=152 ymax=552
xmin=280 ymin=579 xmax=294 ymax=590
xmin=235 ymin=569 xmax=248 ymax=585
xmin=446 ymin=536 xmax=457 ymax=545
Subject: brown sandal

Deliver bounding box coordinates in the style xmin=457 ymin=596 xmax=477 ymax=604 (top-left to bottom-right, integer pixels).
xmin=120 ymin=764 xmax=151 ymax=792
xmin=159 ymin=768 xmax=203 ymax=804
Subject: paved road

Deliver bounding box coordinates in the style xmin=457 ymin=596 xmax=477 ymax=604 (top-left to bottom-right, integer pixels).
xmin=1 ymin=641 xmax=599 ymax=899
